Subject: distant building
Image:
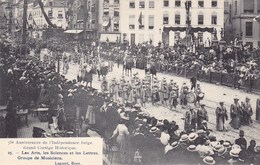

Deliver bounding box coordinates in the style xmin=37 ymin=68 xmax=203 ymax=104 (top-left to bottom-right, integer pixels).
xmin=229 ymin=0 xmax=260 ymax=48
xmin=98 ymin=0 xmax=224 ymax=46
xmin=28 ymin=0 xmax=68 ymax=29
xmin=67 ymin=0 xmax=99 ymax=40
xmin=98 ymin=0 xmax=121 ymax=43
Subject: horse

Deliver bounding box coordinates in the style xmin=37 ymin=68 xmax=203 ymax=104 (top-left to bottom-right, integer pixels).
xmin=145 ymin=62 xmax=157 ymax=79
xmin=95 ymin=63 xmax=108 ymax=81
xmin=123 ymin=57 xmax=134 ymax=76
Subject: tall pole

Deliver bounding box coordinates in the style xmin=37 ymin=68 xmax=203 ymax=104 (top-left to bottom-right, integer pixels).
xmin=83 ymin=0 xmax=88 ymax=40
xmin=185 ymin=1 xmax=191 ymax=47
xmin=21 ymin=0 xmax=28 ymax=57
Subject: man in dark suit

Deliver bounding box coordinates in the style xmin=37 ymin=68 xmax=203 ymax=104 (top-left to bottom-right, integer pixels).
xmin=235 ymin=130 xmax=247 ymax=149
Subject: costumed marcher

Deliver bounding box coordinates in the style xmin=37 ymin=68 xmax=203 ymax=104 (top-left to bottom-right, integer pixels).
xmin=197 ymin=102 xmax=209 ymax=129
xmin=241 ymin=97 xmax=253 ymax=126
xmin=152 ymin=84 xmax=160 ymax=107
xmin=184 ymin=106 xmax=197 ymax=132
xmin=109 ymin=78 xmax=118 ymax=101
xmin=180 ymin=82 xmax=189 ymax=107
xmin=161 ymin=78 xmax=169 ymax=106
xmin=118 ymin=76 xmax=125 ymax=98
xmin=190 ymin=76 xmax=197 ymax=91
xmin=215 ymin=101 xmax=228 ymax=131
xmin=83 ymin=64 xmax=95 ymax=87
xmin=140 ymin=85 xmax=148 ymax=108
xmin=101 ymin=76 xmax=108 ymax=94
xmin=131 ymin=85 xmax=139 ymax=105
xmin=230 ymin=97 xmax=242 ymax=129
xmin=194 ymin=84 xmax=204 ymax=105
xmin=169 ymin=88 xmax=178 ymax=111
xmin=173 ymin=82 xmax=179 ymax=98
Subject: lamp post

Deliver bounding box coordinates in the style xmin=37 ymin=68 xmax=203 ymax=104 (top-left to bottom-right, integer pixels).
xmin=21 ymin=0 xmax=28 ymax=57
xmin=56 ymin=46 xmax=62 ymax=74
xmin=5 ymin=3 xmax=12 ymax=33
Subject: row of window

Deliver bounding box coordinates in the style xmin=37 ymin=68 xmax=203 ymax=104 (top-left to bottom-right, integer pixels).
xmin=129 ymin=0 xmax=218 ymax=9
xmin=104 ymin=0 xmax=119 ymax=4
xmin=128 ymin=32 xmax=205 ymax=44
xmin=31 ymin=10 xmax=63 ymax=18
xmin=128 ymin=14 xmax=217 ymax=30
xmin=103 ymin=22 xmax=119 ymax=32
xmin=47 ymin=10 xmax=63 ymax=18
xmin=103 ymin=9 xmax=119 ymax=17
xmin=163 ymin=14 xmax=217 ymax=25
xmin=234 ymin=0 xmax=260 ymax=14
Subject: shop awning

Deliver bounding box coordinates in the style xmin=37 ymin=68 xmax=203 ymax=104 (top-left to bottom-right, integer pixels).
xmin=64 ymin=30 xmax=83 ymax=34
xmin=100 ymin=33 xmax=120 ymax=43
xmin=102 ymin=21 xmax=109 ymax=27
xmin=163 ymin=27 xmax=214 ymax=33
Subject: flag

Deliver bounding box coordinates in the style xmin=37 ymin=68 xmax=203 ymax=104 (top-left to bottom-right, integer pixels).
xmin=253 ymin=15 xmax=260 ymax=23
xmin=3 ymin=13 xmax=7 ymax=21
xmin=138 ymin=12 xmax=142 ymax=25
xmin=28 ymin=13 xmax=32 ymax=20
xmin=33 ymin=19 xmax=36 ymax=26
xmin=107 ymin=17 xmax=111 ymax=27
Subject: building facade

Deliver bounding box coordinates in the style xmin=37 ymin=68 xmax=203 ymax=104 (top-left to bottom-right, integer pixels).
xmin=98 ymin=0 xmax=121 ymax=43
xmin=230 ymin=0 xmax=260 ymax=48
xmin=67 ymin=0 xmax=99 ymax=40
xmin=98 ymin=0 xmax=224 ymax=46
xmin=27 ymin=0 xmax=68 ymax=29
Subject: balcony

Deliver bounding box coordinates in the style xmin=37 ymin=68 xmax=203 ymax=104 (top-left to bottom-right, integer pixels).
xmin=103 ymin=3 xmax=119 ymax=8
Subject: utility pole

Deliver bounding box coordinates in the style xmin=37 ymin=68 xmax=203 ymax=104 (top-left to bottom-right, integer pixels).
xmin=185 ymin=1 xmax=191 ymax=47
xmin=21 ymin=0 xmax=28 ymax=57
xmin=83 ymin=0 xmax=88 ymax=40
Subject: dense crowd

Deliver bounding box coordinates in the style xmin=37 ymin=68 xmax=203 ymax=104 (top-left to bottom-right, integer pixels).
xmin=1 ymin=32 xmax=260 ymax=164
xmin=98 ymin=42 xmax=260 ymax=92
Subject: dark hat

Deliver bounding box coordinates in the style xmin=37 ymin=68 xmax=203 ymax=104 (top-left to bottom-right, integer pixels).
xmin=239 ymin=130 xmax=244 ymax=136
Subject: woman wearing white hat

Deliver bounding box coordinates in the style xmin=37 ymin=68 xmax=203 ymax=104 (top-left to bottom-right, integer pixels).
xmin=110 ymin=114 xmax=130 ymax=163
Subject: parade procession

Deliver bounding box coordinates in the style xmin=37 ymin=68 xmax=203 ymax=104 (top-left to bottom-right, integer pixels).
xmin=1 ymin=0 xmax=260 ymax=164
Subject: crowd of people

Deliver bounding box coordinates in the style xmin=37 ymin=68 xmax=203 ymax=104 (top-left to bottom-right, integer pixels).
xmin=99 ymin=42 xmax=260 ymax=92
xmin=1 ymin=31 xmax=260 ymax=164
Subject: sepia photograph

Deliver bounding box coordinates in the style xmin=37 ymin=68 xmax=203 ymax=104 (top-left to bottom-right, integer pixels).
xmin=0 ymin=0 xmax=260 ymax=164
